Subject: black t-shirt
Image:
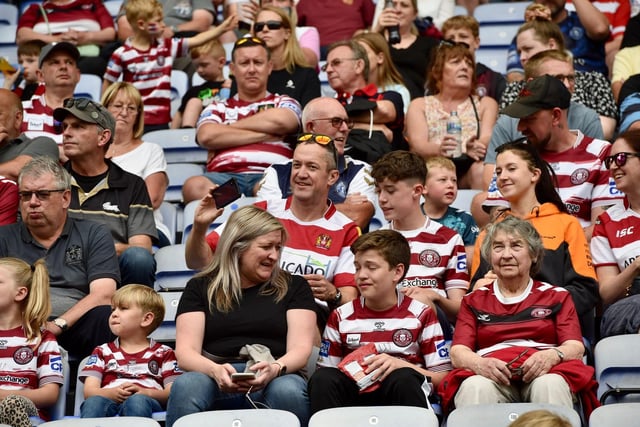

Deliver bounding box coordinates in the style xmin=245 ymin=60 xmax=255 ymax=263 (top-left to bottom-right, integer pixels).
xmin=391 ymin=35 xmax=438 ymax=99
xmin=177 ymin=273 xmax=316 ymax=359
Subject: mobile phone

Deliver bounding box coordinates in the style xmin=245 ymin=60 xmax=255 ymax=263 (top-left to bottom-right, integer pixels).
xmin=231 ymin=372 xmax=257 ymax=381
xmin=210 ymin=178 xmax=241 ymax=208
xmin=0 ymin=57 xmax=16 ymax=74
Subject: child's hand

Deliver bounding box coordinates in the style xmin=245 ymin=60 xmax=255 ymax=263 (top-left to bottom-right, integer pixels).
xmin=219 ymin=14 xmax=239 ymax=32
xmin=364 ymin=353 xmax=406 ymax=382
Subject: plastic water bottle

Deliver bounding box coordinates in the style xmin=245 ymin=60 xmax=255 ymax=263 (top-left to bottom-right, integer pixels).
xmin=384 ymin=0 xmax=401 ymax=44
xmin=446 ymin=111 xmax=463 ymax=158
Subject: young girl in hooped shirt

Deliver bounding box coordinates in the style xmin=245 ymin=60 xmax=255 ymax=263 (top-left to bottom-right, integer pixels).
xmin=0 ymin=258 xmax=64 ymax=427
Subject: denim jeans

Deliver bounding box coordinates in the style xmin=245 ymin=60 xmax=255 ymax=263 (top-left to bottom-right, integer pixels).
xmin=80 ymin=394 xmax=163 ymax=417
xmin=119 ymin=246 xmax=156 ymax=288
xmin=166 ymin=364 xmax=310 ymax=427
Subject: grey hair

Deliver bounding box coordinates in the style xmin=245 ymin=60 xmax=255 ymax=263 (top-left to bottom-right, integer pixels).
xmin=326 ymin=40 xmax=370 ymax=82
xmin=480 ymin=215 xmax=545 ymax=276
xmin=18 ymin=156 xmax=71 ymax=190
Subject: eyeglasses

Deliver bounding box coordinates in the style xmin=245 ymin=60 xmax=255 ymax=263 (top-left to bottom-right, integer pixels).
xmin=551 ymin=74 xmax=576 ymax=84
xmin=505 ymin=348 xmax=529 ymax=377
xmin=439 ymin=39 xmax=470 ymax=49
xmin=235 ymin=36 xmax=266 ymax=47
xmin=109 ymin=103 xmax=138 ymax=114
xmin=604 ymin=152 xmax=640 ymax=169
xmin=245 ymin=386 xmax=270 ymax=409
xmin=321 ymin=58 xmax=359 ymax=72
xmin=18 ymin=189 xmax=66 ymax=202
xmin=254 ymin=20 xmax=284 ymax=32
xmin=312 ymin=117 xmax=354 ymax=130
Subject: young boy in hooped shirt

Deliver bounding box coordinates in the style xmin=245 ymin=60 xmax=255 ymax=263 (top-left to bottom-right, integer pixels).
xmin=308 ymin=230 xmax=451 ymax=414
xmin=80 ymin=284 xmax=180 ymax=418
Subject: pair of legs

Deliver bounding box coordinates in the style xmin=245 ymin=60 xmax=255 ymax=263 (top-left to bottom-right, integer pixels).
xmin=81 ymin=394 xmax=163 ymax=418
xmin=166 ymin=366 xmax=310 ymax=427
xmin=119 ymin=246 xmax=156 ymax=288
xmin=308 ymin=367 xmax=432 ymax=415
xmin=453 ymin=374 xmax=574 ymax=408
xmin=182 ymin=172 xmax=262 ymax=204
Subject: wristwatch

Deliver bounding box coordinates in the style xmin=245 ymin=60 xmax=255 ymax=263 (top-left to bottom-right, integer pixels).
xmin=333 ymin=289 xmax=342 ymax=305
xmin=273 ymin=361 xmax=287 ymax=377
xmin=53 ymin=318 xmax=68 ymax=331
xmin=552 ymin=347 xmax=565 ymax=362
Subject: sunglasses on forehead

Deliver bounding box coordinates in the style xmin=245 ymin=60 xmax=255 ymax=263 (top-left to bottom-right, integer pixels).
xmin=604 ymin=152 xmax=640 ymax=169
xmin=296 ymin=133 xmax=338 ymax=166
xmin=63 ymin=97 xmax=100 ymax=110
xmin=254 ymin=20 xmax=284 ymax=32
xmin=439 ymin=39 xmax=470 ymax=49
xmin=234 ymin=36 xmax=266 ymax=47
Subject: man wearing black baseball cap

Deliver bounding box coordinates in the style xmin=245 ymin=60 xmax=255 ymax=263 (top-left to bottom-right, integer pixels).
xmin=54 ymin=98 xmax=158 ymax=289
xmin=22 ymin=42 xmax=81 ymax=159
xmin=485 ymin=74 xmax=622 ymax=236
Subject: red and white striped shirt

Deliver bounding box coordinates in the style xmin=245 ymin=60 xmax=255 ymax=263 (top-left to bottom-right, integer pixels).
xmin=21 ymin=92 xmax=62 ymax=145
xmin=197 ymin=93 xmax=301 ymax=174
xmin=80 ymin=339 xmax=180 ymax=390
xmin=384 ymin=218 xmax=469 ymax=296
xmin=318 ymin=293 xmax=452 ymax=372
xmin=104 ymin=37 xmax=189 ymax=126
xmin=591 ymin=199 xmax=640 ymax=270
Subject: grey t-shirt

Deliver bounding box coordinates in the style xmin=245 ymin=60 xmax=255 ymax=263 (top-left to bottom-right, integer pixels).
xmin=485 ymin=102 xmax=605 ymax=165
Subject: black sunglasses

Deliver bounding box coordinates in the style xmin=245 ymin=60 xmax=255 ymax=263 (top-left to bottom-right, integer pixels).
xmin=18 ymin=189 xmax=66 ymax=202
xmin=312 ymin=117 xmax=354 ymax=130
xmin=63 ymin=97 xmax=99 ymax=110
xmin=254 ymin=20 xmax=284 ymax=32
xmin=604 ymin=152 xmax=640 ymax=169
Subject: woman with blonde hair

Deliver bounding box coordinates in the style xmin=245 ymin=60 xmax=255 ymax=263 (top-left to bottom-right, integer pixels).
xmin=101 ymin=82 xmax=171 ymax=246
xmin=252 ymin=6 xmax=320 ymax=106
xmin=166 ymin=205 xmax=316 ymax=427
xmin=405 ymin=42 xmax=497 ymax=189
xmin=354 ymin=32 xmax=411 ymax=114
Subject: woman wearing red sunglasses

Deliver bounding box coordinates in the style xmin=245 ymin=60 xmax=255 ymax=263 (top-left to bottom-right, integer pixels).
xmin=591 ymin=129 xmax=640 ymax=338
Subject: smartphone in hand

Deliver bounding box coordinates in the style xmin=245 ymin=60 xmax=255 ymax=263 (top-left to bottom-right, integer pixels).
xmin=231 ymin=372 xmax=257 ymax=381
xmin=210 ymin=177 xmax=241 ymax=208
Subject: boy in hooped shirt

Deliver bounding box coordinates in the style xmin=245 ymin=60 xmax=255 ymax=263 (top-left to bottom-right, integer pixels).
xmin=103 ymin=0 xmax=236 ymax=131
xmin=371 ymin=151 xmax=469 ymax=326
xmin=308 ymin=230 xmax=451 ymax=414
xmin=80 ymin=284 xmax=181 ymax=418
xmin=2 ymin=40 xmax=46 ymax=101
xmin=422 ymin=156 xmax=479 ymax=264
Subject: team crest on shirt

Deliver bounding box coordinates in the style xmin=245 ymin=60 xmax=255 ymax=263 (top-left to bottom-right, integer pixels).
xmin=315 ymin=234 xmax=332 ymax=250
xmin=392 ymin=329 xmax=413 ymax=347
xmin=530 ymin=308 xmax=553 ymax=318
xmin=148 ymin=360 xmax=159 ymax=375
xmin=570 ymin=168 xmax=589 ymax=185
xmin=14 ymin=346 xmax=34 ymax=365
xmin=419 ymin=250 xmax=440 ymax=267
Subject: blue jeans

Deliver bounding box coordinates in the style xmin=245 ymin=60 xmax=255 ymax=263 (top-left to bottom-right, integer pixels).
xmin=119 ymin=246 xmax=156 ymax=288
xmin=203 ymin=172 xmax=262 ymax=197
xmin=166 ymin=365 xmax=309 ymax=427
xmin=81 ymin=394 xmax=163 ymax=417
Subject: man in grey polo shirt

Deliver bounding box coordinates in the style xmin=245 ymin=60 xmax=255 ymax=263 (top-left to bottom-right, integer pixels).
xmin=0 ymin=157 xmax=119 ymax=358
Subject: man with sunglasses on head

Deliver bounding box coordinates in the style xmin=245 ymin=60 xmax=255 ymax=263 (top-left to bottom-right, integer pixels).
xmin=257 ymin=97 xmax=375 ymax=229
xmin=186 ymin=132 xmax=361 ymax=328
xmin=0 ymin=156 xmax=120 ymax=360
xmin=324 ymin=40 xmax=404 ymax=164
xmin=53 ymin=98 xmax=158 ymax=289
xmin=181 ymin=36 xmax=302 ymax=204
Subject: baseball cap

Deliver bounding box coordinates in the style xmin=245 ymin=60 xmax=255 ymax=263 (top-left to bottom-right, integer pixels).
xmin=39 ymin=42 xmax=80 ymax=68
xmin=53 ymin=98 xmax=116 ymax=136
xmin=502 ymin=75 xmax=571 ymax=118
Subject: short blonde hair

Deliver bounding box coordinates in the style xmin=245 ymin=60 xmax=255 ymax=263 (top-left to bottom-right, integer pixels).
xmin=112 ymin=284 xmax=165 ymax=333
xmin=426 ymin=156 xmax=456 ymax=174
xmin=509 ymin=410 xmax=572 ymax=427
xmin=125 ymin=0 xmax=163 ymax=26
xmin=190 ymin=39 xmax=226 ymax=60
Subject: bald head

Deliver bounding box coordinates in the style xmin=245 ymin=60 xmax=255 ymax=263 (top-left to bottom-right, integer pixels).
xmin=301 ymin=97 xmax=351 ymax=154
xmin=0 ymin=89 xmax=24 ymax=141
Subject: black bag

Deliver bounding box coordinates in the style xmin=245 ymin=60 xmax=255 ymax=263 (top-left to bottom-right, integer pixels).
xmin=345 ymin=128 xmax=392 ymax=164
